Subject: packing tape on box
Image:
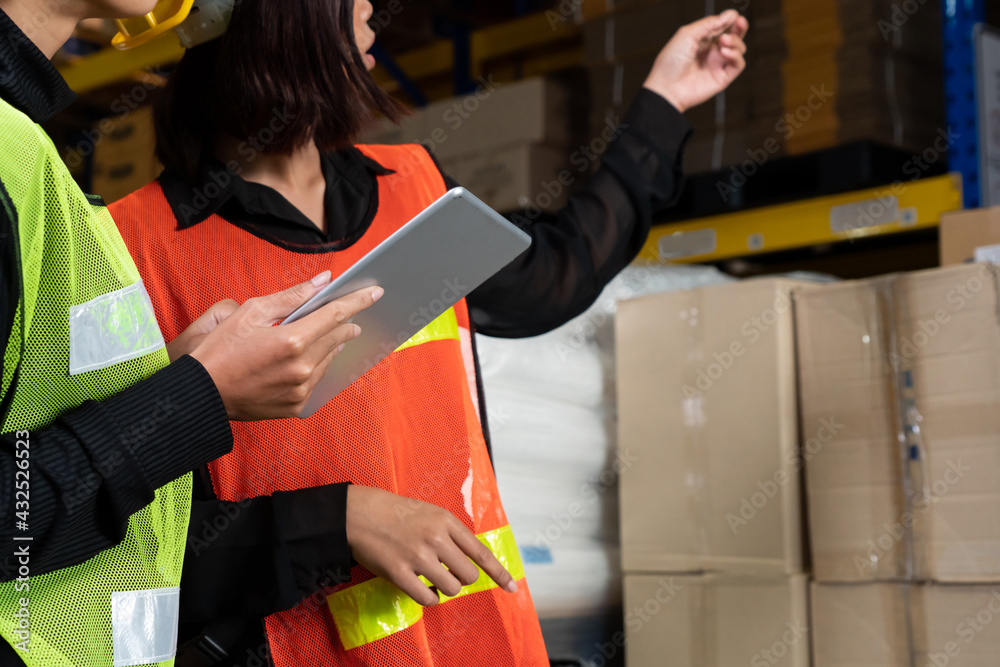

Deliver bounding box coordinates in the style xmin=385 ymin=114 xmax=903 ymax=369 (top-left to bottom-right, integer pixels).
xmin=880 ymin=276 xmax=924 ymax=585
xmin=794 ymin=276 xmax=913 ymax=581
xmin=881 ymin=277 xmax=925 ymax=586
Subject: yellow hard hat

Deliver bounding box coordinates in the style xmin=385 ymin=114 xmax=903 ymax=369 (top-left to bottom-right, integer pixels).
xmin=113 ymin=0 xmax=196 ymax=50
xmin=113 ymin=0 xmax=234 ymax=50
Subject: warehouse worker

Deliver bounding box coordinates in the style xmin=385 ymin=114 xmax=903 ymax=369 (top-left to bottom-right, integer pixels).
xmin=112 ymin=0 xmax=749 ymax=663
xmin=0 ymin=0 xmax=388 ymax=665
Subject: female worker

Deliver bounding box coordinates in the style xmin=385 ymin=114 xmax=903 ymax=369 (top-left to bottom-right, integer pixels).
xmin=0 ymin=0 xmax=383 ymax=664
xmin=111 ymin=0 xmax=749 ymax=664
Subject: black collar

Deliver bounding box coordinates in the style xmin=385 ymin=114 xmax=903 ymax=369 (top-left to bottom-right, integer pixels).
xmin=160 ymin=147 xmax=394 ymax=230
xmin=0 ymin=8 xmax=76 ymax=123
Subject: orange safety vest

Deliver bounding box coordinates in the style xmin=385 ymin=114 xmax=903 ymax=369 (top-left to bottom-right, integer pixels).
xmin=112 ymin=144 xmax=549 ymax=666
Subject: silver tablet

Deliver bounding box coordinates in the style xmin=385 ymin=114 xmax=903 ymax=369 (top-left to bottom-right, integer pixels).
xmin=282 ymin=187 xmax=531 ymax=418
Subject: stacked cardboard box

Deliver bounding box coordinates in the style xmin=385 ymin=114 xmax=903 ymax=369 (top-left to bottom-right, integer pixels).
xmin=583 ymin=0 xmax=944 ymax=176
xmin=780 ymin=0 xmax=943 ymax=157
xmin=362 ymin=76 xmax=586 ymax=213
xmin=616 ymin=279 xmax=813 ymax=666
xmin=88 ymin=106 xmax=161 ymax=204
xmin=796 ymin=263 xmax=1000 ymax=664
xmin=812 ymin=582 xmax=1000 ymax=666
xmin=940 ymin=206 xmax=1000 ymax=266
xmin=582 ymin=0 xmax=764 ymax=175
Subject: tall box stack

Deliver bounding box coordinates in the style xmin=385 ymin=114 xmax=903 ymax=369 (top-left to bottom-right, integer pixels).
xmin=582 ymin=0 xmax=766 ymax=175
xmin=362 ymin=76 xmax=586 ymax=213
xmin=796 ymin=264 xmax=1000 ymax=665
xmin=616 ymin=279 xmax=812 ymax=666
xmin=780 ymin=0 xmax=943 ymax=156
xmin=581 ymin=0 xmax=943 ymax=176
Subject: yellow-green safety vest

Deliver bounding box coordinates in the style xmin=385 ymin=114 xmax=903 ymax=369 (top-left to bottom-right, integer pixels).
xmin=0 ymin=97 xmax=190 ymax=667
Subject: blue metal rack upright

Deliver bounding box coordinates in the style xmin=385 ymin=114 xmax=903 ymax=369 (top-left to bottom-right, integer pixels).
xmin=943 ymin=0 xmax=986 ymax=208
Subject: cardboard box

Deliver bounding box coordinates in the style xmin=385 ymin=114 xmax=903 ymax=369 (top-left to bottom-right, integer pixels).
xmin=439 ymin=144 xmax=573 ymax=214
xmin=624 ymin=574 xmax=810 ymax=667
xmin=940 ymin=206 xmax=1000 ymax=266
xmin=795 ymin=279 xmax=910 ymax=581
xmin=796 ymin=264 xmax=1000 ymax=582
xmin=617 ymin=279 xmax=811 ymax=576
xmin=362 ymin=76 xmax=584 ymax=161
xmin=812 ymin=582 xmax=1000 ymax=666
xmin=811 ymin=582 xmax=910 ymax=667
xmin=90 ymin=106 xmax=161 ymax=204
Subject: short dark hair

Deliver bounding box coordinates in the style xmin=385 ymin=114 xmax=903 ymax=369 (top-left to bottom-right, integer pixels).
xmin=154 ymin=0 xmax=404 ymax=179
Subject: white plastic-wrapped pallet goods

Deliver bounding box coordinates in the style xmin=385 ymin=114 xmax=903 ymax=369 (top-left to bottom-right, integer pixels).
xmin=478 ymin=264 xmax=733 ymax=663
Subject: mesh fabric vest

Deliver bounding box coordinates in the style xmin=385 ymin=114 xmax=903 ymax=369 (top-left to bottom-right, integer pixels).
xmin=0 ymin=98 xmax=190 ymax=665
xmin=113 ymin=144 xmax=549 ymax=665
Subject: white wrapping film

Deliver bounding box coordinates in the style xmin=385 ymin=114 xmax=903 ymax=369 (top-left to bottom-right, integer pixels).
xmin=111 ymin=587 xmax=180 ymax=667
xmin=68 ymin=280 xmax=165 ymax=376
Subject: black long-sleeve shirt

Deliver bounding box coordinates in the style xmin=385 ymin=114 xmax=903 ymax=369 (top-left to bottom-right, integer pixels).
xmin=151 ymin=85 xmax=692 ymax=654
xmin=0 ymin=6 xmax=233 ymax=586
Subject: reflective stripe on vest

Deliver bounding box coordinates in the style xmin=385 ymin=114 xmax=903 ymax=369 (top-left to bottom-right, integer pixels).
xmin=396 ymin=307 xmax=459 ymax=353
xmin=328 ymin=525 xmax=524 ymax=650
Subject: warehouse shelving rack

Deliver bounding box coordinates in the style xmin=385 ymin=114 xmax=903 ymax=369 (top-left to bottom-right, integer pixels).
xmin=943 ymin=0 xmax=986 ymax=208
xmin=639 ymin=173 xmax=963 ymax=264
xmin=55 ymin=1 xmax=980 ymax=265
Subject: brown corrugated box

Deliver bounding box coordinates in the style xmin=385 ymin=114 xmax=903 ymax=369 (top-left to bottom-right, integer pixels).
xmin=796 ymin=264 xmax=1000 ymax=582
xmin=438 ymin=144 xmax=572 ymax=213
xmin=624 ymin=574 xmax=810 ymax=667
xmin=90 ymin=107 xmax=161 ymax=204
xmin=940 ymin=206 xmax=1000 ymax=266
xmin=617 ymin=279 xmax=812 ymax=576
xmin=812 ymin=581 xmax=1000 ymax=666
xmin=362 ymin=76 xmax=584 ymax=161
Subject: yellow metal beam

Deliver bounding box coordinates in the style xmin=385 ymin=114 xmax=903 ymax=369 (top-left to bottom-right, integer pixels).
xmin=59 ymin=33 xmax=184 ymax=94
xmin=60 ymin=8 xmax=584 ymax=96
xmin=640 ymin=174 xmax=964 ymax=264
xmin=471 ymin=12 xmax=579 ymax=74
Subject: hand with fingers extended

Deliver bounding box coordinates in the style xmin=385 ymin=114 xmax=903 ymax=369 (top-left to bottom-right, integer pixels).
xmin=175 ymin=271 xmax=383 ymax=421
xmin=345 ymin=485 xmax=518 ymax=606
xmin=644 ymin=9 xmax=750 ymax=113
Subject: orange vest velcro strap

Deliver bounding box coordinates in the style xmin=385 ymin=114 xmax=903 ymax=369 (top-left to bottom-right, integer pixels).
xmin=396 ymin=307 xmax=460 ymax=353
xmin=327 ymin=525 xmax=525 ymax=650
